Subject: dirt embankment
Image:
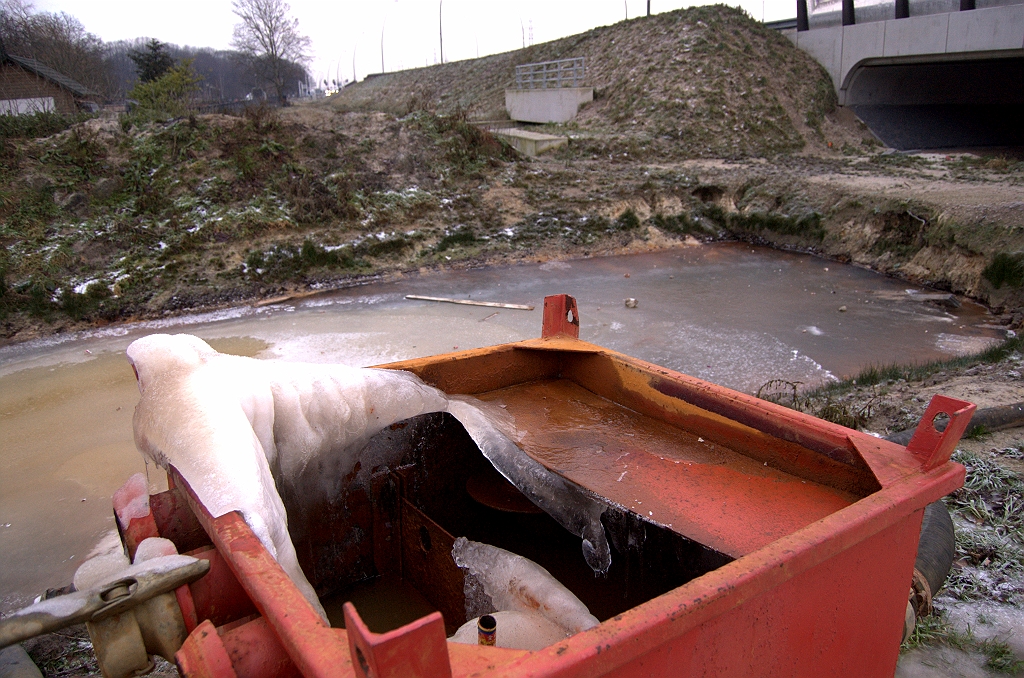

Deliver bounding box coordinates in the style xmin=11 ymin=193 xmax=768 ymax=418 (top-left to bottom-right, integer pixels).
xmin=330 ymin=5 xmax=846 ymax=159
xmin=2 ymin=5 xmax=1023 ymax=344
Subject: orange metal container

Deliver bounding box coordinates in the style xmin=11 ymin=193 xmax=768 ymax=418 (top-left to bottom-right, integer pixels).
xmin=114 ymin=294 xmax=973 ymax=678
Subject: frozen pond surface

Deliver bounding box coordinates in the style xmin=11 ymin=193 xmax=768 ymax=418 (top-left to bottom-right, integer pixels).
xmin=0 ymin=243 xmax=1005 ymax=613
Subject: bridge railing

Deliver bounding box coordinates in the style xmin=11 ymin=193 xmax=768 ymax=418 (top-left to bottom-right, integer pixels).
xmin=514 ymin=58 xmax=586 ymax=89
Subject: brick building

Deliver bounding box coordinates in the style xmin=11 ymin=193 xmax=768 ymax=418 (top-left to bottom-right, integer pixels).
xmin=0 ymin=50 xmax=99 ymax=115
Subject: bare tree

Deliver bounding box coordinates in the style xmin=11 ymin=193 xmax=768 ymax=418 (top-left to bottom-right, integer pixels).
xmin=230 ymin=0 xmax=310 ymax=103
xmin=1 ymin=0 xmax=108 ymax=95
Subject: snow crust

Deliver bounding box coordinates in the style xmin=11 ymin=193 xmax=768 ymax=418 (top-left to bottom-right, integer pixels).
xmin=126 ymin=333 xmax=613 ymax=620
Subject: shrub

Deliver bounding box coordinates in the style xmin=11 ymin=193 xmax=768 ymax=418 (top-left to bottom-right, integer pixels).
xmin=982 ymin=252 xmax=1024 ymax=289
xmin=127 ymin=60 xmax=202 ymax=121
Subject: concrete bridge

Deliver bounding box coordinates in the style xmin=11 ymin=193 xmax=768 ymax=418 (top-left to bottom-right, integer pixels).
xmin=789 ymin=0 xmax=1024 ymax=148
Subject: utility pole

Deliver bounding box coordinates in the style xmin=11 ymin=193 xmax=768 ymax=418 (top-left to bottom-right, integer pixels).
xmin=439 ymin=1 xmax=444 ymax=64
xmin=647 ymin=1 xmax=651 ymax=16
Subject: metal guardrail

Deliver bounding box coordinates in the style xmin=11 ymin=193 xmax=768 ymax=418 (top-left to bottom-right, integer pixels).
xmin=514 ymin=57 xmax=586 ymax=89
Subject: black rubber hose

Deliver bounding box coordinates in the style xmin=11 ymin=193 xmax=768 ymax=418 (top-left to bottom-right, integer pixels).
xmin=915 ymin=501 xmax=956 ymax=601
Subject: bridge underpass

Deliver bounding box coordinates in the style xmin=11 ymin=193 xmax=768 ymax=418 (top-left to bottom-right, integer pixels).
xmin=790 ymin=2 xmax=1024 ymax=150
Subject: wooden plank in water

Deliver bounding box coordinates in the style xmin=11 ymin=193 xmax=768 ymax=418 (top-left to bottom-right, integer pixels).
xmin=405 ymin=295 xmax=534 ymax=311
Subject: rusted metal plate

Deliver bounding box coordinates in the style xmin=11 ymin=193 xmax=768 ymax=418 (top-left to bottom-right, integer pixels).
xmin=172 ymin=470 xmax=352 ymax=678
xmin=186 ymin=547 xmax=258 ymax=628
xmin=400 ymin=499 xmax=466 ymax=636
xmin=344 ymin=604 xmax=452 ymax=678
xmin=489 ymin=463 xmax=963 ymax=677
xmin=370 ymin=471 xmax=402 ymax=578
xmin=542 ymin=294 xmax=579 ymax=339
xmin=151 ymin=487 xmax=211 ymax=554
xmin=219 ymin=617 xmax=300 ymax=678
xmin=479 ymin=378 xmax=857 ymax=558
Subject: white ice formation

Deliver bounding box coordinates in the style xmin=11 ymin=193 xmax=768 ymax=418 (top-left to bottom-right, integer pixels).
xmin=450 ymin=538 xmax=599 ymax=649
xmin=126 ymin=333 xmax=612 ymax=620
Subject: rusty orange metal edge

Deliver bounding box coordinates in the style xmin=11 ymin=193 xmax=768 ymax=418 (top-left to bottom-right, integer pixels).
xmin=491 ymin=461 xmax=964 ymax=677
xmin=171 ymin=470 xmax=351 ymax=678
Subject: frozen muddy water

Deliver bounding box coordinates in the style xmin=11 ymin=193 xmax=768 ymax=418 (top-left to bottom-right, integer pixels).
xmin=0 ymin=242 xmax=1007 ymax=613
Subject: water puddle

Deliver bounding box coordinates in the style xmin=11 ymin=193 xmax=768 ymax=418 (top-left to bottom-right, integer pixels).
xmin=0 ymin=243 xmax=1006 ymax=613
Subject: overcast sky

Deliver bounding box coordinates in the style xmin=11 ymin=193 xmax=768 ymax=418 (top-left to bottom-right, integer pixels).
xmin=33 ymin=0 xmax=799 ymax=86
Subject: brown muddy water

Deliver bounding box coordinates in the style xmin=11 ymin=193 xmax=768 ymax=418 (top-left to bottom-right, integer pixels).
xmin=0 ymin=243 xmax=1007 ymax=614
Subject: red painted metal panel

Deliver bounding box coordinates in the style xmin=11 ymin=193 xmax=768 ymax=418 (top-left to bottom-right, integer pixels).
xmin=173 ymin=471 xmax=352 ymax=678
xmin=186 ymin=547 xmax=258 ymax=628
xmin=542 ymin=294 xmax=580 ymax=338
xmin=344 ymin=603 xmax=452 ymax=678
xmin=907 ymin=395 xmax=976 ymax=470
xmin=220 ymin=617 xmax=301 ymax=678
xmin=176 ymin=620 xmax=239 ymax=678
xmin=487 ymin=462 xmax=961 ymax=677
xmin=157 ymin=295 xmax=970 ymax=677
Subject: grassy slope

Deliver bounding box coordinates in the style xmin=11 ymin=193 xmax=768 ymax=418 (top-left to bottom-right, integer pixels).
xmin=2 ymin=5 xmax=1023 ymax=341
xmin=331 ymin=5 xmax=837 ymax=158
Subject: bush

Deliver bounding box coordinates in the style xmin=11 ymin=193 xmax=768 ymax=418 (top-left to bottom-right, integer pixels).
xmin=983 ymin=252 xmax=1024 ymax=289
xmin=0 ymin=111 xmax=95 ymax=141
xmin=127 ymin=60 xmax=201 ymax=121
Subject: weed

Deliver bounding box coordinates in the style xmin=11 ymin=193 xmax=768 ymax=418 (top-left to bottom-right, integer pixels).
xmin=965 ymin=425 xmax=990 ymax=440
xmin=901 ymin=610 xmax=1024 ymax=673
xmin=977 ymin=637 xmax=1024 ymax=673
xmin=809 ymin=334 xmax=1024 ymax=398
xmin=0 ymin=111 xmax=95 ymax=141
xmin=246 ymin=240 xmax=355 ymax=281
xmin=804 ymin=71 xmax=837 ymax=134
xmin=651 ymin=212 xmax=709 ymax=237
xmin=869 ymin=209 xmax=930 ymax=258
xmin=756 ymin=378 xmax=878 ymax=428
xmin=700 ymin=204 xmax=825 ymax=242
xmin=436 ymin=228 xmax=477 ymax=252
xmin=616 ymin=209 xmax=641 ymax=231
xmin=982 ymin=253 xmax=1024 ymax=289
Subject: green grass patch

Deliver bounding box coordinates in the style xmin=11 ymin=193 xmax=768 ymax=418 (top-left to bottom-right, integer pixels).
xmin=902 ymin=610 xmax=1024 ymax=673
xmin=435 ymin=228 xmax=477 ymax=252
xmin=700 ymin=204 xmax=825 ymax=242
xmin=0 ymin=111 xmax=95 ymax=141
xmin=809 ymin=334 xmax=1024 ymax=398
xmin=982 ymin=253 xmax=1024 ymax=290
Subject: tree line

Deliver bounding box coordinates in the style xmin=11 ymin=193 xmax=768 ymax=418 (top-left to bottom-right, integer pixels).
xmin=0 ymin=0 xmax=311 ymax=103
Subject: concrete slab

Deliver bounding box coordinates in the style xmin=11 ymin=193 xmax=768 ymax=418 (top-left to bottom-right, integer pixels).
xmin=797 ymin=26 xmax=845 ymax=88
xmin=505 ymin=87 xmax=593 ymax=124
xmin=947 ymin=3 xmax=1024 ymax=51
xmin=492 ymin=128 xmax=568 ymax=156
xmin=841 ymin=22 xmax=887 ymax=88
xmin=883 ymin=14 xmax=949 ymax=57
